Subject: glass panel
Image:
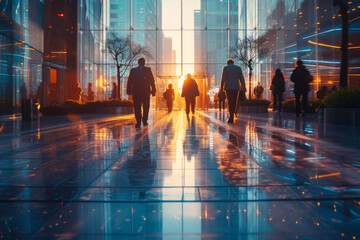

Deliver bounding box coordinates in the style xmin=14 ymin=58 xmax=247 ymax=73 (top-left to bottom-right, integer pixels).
xmin=207 ymin=0 xmax=228 ymax=30
xmin=207 ymin=29 xmax=228 ymax=88
xmin=229 ymin=0 xmax=240 ymax=30
xmin=161 ymin=0 xmax=181 ymax=30
xmin=158 ymin=31 xmax=181 ymax=70
xmin=182 ymin=0 xmax=201 ymax=30
xmin=194 ymin=30 xmax=207 ymax=78
xmin=109 ymin=0 xmax=131 ymax=30
xmin=132 ymin=0 xmax=157 ymax=30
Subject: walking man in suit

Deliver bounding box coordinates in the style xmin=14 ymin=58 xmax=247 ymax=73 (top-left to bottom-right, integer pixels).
xmin=127 ymin=57 xmax=156 ymax=128
xmin=220 ymin=59 xmax=246 ymax=123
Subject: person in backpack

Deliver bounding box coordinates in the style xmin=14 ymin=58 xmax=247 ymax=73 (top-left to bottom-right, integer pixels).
xmin=270 ymin=69 xmax=286 ymax=114
xmin=181 ymin=73 xmax=199 ymax=116
xmin=164 ymin=84 xmax=175 ymax=113
xmin=290 ymin=60 xmax=313 ymax=117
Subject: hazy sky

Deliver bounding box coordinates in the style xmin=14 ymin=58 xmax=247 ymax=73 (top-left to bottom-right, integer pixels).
xmin=162 ymin=0 xmax=201 ymax=76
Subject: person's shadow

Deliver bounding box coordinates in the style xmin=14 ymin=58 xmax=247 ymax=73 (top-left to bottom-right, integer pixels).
xmin=126 ymin=133 xmax=156 ymax=199
xmin=183 ymin=116 xmax=199 ymax=162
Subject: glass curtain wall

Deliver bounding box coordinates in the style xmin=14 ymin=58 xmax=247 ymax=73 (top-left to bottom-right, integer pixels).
xmin=107 ymin=0 xmax=360 ymax=104
xmin=0 ymin=0 xmax=44 ymax=114
xmin=250 ymin=0 xmax=360 ymax=99
xmin=78 ymin=0 xmax=109 ymax=101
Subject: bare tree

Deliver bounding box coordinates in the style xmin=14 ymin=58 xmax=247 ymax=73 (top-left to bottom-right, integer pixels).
xmin=232 ymin=36 xmax=269 ymax=99
xmin=107 ymin=33 xmax=151 ymax=99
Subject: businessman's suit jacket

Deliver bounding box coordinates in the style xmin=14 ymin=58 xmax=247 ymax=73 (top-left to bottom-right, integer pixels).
xmin=220 ymin=64 xmax=246 ymax=92
xmin=127 ymin=65 xmax=156 ymax=96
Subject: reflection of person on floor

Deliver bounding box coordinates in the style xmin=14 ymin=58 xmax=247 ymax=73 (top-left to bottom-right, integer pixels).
xmin=164 ymin=120 xmax=174 ymax=142
xmin=183 ymin=116 xmax=199 ymax=162
xmin=181 ymin=73 xmax=199 ymax=116
xmin=220 ymin=59 xmax=246 ymax=123
xmin=127 ymin=57 xmax=156 ymax=128
xmin=220 ymin=132 xmax=247 ymax=185
xmin=218 ymin=91 xmax=226 ymax=111
xmin=127 ymin=133 xmax=156 ymax=199
xmin=164 ymin=84 xmax=175 ymax=113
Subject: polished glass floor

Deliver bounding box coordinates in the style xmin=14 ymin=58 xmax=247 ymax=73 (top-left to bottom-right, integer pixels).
xmin=0 ymin=110 xmax=359 ymax=239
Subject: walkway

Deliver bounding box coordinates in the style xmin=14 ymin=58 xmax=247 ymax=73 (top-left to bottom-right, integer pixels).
xmin=0 ymin=110 xmax=359 ymax=239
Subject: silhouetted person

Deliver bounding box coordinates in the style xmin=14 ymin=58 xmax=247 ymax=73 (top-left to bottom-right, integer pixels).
xmin=164 ymin=83 xmax=175 ymax=113
xmin=253 ymin=82 xmax=264 ymax=99
xmin=37 ymin=82 xmax=45 ymax=107
xmin=88 ymin=83 xmax=94 ymax=101
xmin=220 ymin=58 xmax=246 ymax=123
xmin=290 ymin=60 xmax=313 ymax=117
xmin=181 ymin=73 xmax=199 ymax=116
xmin=127 ymin=57 xmax=156 ymax=128
xmin=270 ymin=69 xmax=286 ymax=114
xmin=218 ymin=91 xmax=226 ymax=111
xmin=111 ymin=82 xmax=117 ymax=99
xmin=214 ymin=93 xmax=219 ymax=109
xmin=205 ymin=94 xmax=210 ymax=109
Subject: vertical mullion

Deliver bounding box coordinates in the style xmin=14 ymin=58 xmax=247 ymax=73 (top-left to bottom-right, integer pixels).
xmin=228 ymin=0 xmax=230 ymax=58
xmin=205 ymin=0 xmax=208 ymax=82
xmin=156 ymin=0 xmax=158 ymax=110
xmin=315 ymin=0 xmax=319 ymax=92
xmin=181 ymin=0 xmax=183 ymax=76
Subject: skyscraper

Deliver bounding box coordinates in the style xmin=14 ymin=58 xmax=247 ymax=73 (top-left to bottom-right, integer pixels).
xmin=162 ymin=37 xmax=176 ymax=76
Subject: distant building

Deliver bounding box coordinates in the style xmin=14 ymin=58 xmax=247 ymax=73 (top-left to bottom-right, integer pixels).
xmin=161 ymin=37 xmax=176 ymax=76
xmin=0 ymin=0 xmax=107 ymax=114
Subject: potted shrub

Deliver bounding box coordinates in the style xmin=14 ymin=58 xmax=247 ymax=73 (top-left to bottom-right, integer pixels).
xmin=281 ymin=99 xmax=321 ymax=114
xmin=83 ymin=100 xmax=133 ymax=114
xmin=237 ymin=99 xmax=271 ymax=113
xmin=323 ymin=88 xmax=360 ymax=126
xmin=41 ymin=99 xmax=134 ymax=115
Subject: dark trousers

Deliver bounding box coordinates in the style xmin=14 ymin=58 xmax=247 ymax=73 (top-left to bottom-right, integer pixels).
xmin=166 ymin=100 xmax=173 ymax=112
xmin=185 ymin=97 xmax=196 ymax=115
xmin=295 ymin=91 xmax=308 ymax=115
xmin=219 ymin=99 xmax=226 ymax=111
xmin=133 ymin=93 xmax=150 ymax=124
xmin=225 ymin=90 xmax=239 ymax=118
xmin=272 ymin=92 xmax=283 ymax=111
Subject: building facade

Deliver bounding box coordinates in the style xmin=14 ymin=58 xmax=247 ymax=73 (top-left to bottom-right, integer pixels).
xmin=0 ymin=0 xmax=44 ymax=114
xmin=239 ymin=0 xmax=360 ymax=100
xmin=0 ymin=0 xmax=108 ymax=114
